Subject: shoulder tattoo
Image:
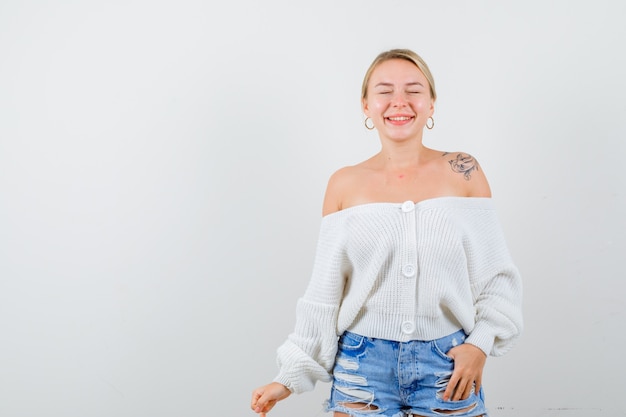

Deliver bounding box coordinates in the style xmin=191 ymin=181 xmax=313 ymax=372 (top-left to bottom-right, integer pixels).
xmin=443 ymin=152 xmax=479 ymax=181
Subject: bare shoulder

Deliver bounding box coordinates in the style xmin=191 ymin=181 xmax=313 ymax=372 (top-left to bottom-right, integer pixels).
xmin=322 ymin=165 xmax=362 ymax=216
xmin=441 ymin=151 xmax=492 ymax=198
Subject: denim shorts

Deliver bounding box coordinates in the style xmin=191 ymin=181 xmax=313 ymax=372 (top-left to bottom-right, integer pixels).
xmin=325 ymin=330 xmax=487 ymax=417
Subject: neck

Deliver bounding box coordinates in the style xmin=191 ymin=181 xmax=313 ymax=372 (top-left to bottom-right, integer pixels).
xmin=377 ymin=140 xmax=431 ymax=171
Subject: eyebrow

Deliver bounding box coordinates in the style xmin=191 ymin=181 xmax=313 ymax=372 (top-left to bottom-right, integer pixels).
xmin=374 ymin=81 xmax=425 ymax=88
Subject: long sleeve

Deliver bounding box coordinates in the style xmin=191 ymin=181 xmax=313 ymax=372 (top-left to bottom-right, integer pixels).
xmin=273 ymin=215 xmax=349 ymax=394
xmin=462 ymin=207 xmax=523 ymax=356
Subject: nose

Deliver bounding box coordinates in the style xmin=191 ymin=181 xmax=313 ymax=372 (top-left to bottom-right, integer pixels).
xmin=391 ymin=92 xmax=408 ymax=107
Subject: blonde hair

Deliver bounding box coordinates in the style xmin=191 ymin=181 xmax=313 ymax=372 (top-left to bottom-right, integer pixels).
xmin=361 ymin=49 xmax=437 ymax=101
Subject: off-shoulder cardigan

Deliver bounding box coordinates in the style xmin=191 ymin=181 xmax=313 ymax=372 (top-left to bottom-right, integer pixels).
xmin=273 ymin=197 xmax=523 ymax=394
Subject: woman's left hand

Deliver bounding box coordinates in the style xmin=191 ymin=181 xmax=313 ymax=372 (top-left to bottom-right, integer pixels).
xmin=443 ymin=343 xmax=487 ymax=401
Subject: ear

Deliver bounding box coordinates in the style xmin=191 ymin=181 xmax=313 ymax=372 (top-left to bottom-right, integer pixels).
xmin=362 ymin=97 xmax=370 ymax=116
xmin=429 ymin=98 xmax=435 ymax=117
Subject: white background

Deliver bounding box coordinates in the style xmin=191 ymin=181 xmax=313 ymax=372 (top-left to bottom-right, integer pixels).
xmin=1 ymin=1 xmax=625 ymax=416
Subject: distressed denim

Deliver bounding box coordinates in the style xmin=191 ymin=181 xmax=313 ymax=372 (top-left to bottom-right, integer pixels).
xmin=325 ymin=330 xmax=487 ymax=417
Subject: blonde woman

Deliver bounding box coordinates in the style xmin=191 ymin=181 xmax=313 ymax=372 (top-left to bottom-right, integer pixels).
xmin=251 ymin=49 xmax=523 ymax=417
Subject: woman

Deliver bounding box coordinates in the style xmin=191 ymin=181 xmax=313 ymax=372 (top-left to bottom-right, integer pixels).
xmin=251 ymin=49 xmax=523 ymax=417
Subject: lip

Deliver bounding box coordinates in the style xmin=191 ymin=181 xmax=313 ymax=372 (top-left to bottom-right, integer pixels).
xmin=385 ymin=114 xmax=415 ymax=125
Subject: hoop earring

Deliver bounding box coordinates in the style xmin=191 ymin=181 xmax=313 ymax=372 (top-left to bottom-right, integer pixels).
xmin=364 ymin=117 xmax=375 ymax=130
xmin=426 ymin=116 xmax=435 ymax=130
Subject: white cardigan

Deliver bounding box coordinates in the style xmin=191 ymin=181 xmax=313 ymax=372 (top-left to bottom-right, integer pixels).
xmin=274 ymin=197 xmax=523 ymax=394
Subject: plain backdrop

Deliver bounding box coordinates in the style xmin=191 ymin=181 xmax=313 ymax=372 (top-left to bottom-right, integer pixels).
xmin=1 ymin=1 xmax=625 ymax=416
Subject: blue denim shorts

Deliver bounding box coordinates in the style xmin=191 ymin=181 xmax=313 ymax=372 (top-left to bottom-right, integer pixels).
xmin=325 ymin=330 xmax=487 ymax=417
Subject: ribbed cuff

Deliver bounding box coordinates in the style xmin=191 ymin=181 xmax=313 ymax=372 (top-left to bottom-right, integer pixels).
xmin=466 ymin=321 xmax=495 ymax=356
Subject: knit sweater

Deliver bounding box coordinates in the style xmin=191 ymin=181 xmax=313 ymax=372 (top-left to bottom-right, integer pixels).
xmin=274 ymin=196 xmax=523 ymax=394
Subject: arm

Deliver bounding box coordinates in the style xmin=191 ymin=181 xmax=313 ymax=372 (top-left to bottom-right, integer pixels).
xmin=251 ymin=183 xmax=349 ymax=413
xmin=322 ymin=167 xmax=350 ymax=216
xmin=443 ymin=160 xmax=522 ymax=400
xmin=443 ymin=151 xmax=492 ymax=198
xmin=444 ymin=261 xmax=522 ymax=401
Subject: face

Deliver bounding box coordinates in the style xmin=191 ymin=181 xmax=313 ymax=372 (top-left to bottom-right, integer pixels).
xmin=362 ymin=58 xmax=434 ymax=141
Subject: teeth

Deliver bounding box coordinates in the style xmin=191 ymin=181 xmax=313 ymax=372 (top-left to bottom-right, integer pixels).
xmin=388 ymin=116 xmax=411 ymax=121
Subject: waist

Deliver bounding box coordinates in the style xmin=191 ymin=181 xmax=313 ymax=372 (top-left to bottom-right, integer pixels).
xmin=347 ymin=312 xmax=463 ymax=343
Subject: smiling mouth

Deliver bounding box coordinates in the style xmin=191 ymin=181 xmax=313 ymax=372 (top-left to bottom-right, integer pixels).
xmin=386 ymin=116 xmax=414 ymax=122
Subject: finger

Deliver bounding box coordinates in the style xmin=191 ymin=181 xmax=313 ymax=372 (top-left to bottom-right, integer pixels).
xmin=475 ymin=375 xmax=482 ymax=394
xmin=460 ymin=380 xmax=473 ymax=401
xmin=443 ymin=374 xmax=460 ymax=401
xmin=257 ymin=395 xmax=276 ymax=414
xmin=451 ymin=381 xmax=464 ymax=401
xmin=253 ymin=397 xmax=266 ymax=412
xmin=442 ymin=381 xmax=453 ymax=401
xmin=251 ymin=392 xmax=263 ymax=410
xmin=453 ymin=378 xmax=471 ymax=401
